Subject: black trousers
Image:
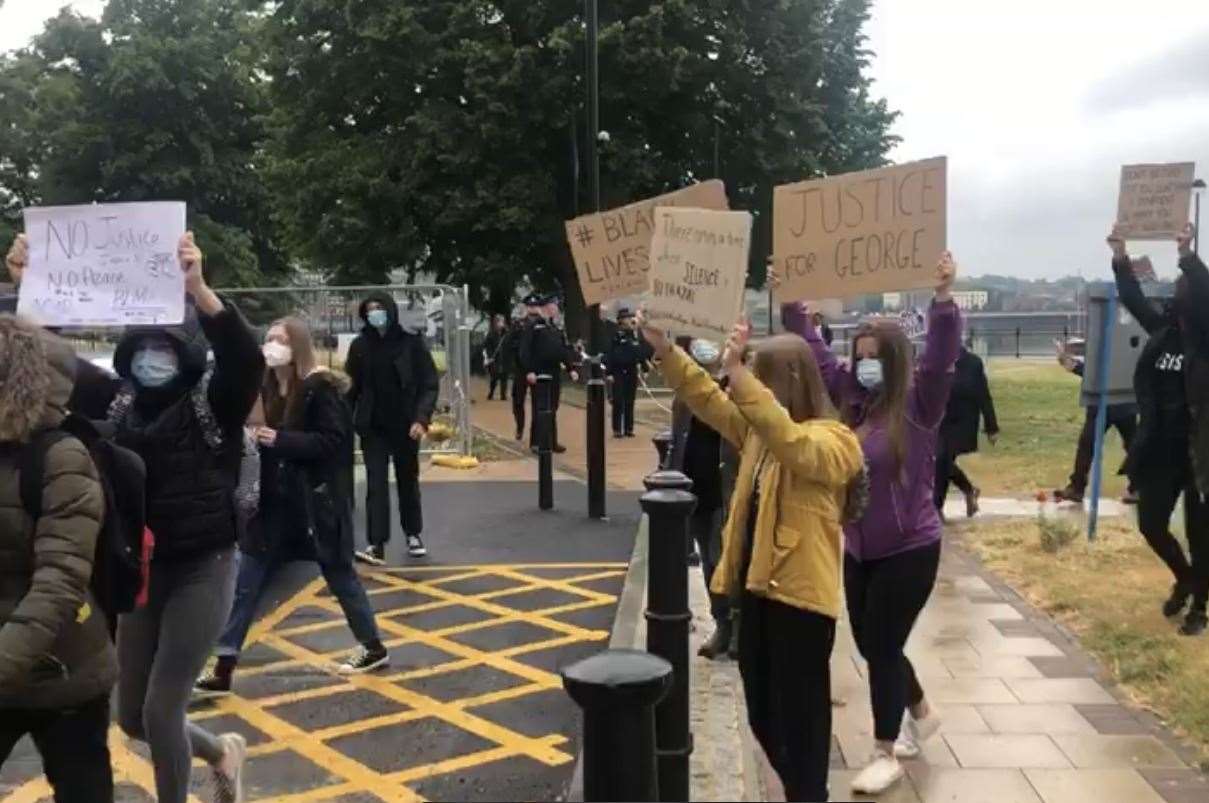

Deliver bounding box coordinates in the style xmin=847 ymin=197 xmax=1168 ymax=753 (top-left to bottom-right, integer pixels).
xmin=487 ymin=366 xmax=508 ymax=400
xmin=845 ymin=542 xmax=941 ymax=742
xmin=738 ymin=593 xmax=835 ymax=803
xmin=934 ymin=441 xmax=976 ymax=509
xmin=528 ymin=376 xmax=562 ymax=448
xmin=1135 ymin=457 xmax=1209 ymax=610
xmin=511 ymin=372 xmax=528 ymax=436
xmin=362 ymin=429 xmax=423 ymax=547
xmin=689 ymin=506 xmax=730 ymax=622
xmin=611 ymin=374 xmax=638 ymax=435
xmin=1070 ymin=405 xmax=1137 ymax=494
xmin=0 ymin=695 xmax=113 ymax=803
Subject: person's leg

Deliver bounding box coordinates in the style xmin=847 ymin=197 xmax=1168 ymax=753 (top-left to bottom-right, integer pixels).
xmin=934 ymin=445 xmax=953 ymax=510
xmin=737 ymin=592 xmax=785 ymax=781
xmin=214 ymin=549 xmax=275 ymax=659
xmin=362 ymin=431 xmax=393 ymax=549
xmin=0 ymin=708 xmax=31 ymax=766
xmin=498 ymin=368 xmax=508 ymax=401
xmin=1181 ymin=483 xmax=1209 ymax=631
xmin=392 ymin=435 xmax=424 ymax=539
xmin=1068 ymin=406 xmax=1098 ymax=495
xmin=611 ymin=380 xmax=624 ymax=435
xmin=512 ymin=374 xmax=527 ymax=438
xmin=117 ymin=560 xmax=168 ymax=744
xmin=141 ymin=549 xmax=238 ymax=803
xmin=843 ymin=552 xmax=871 ymax=662
xmin=623 ymin=376 xmax=637 ymax=435
xmin=1135 ymin=471 xmax=1192 ymax=588
xmin=31 ymin=695 xmax=114 ymax=803
xmin=951 ymin=461 xmax=975 ymax=497
xmin=550 ymin=377 xmax=562 ymax=448
xmin=320 ymin=559 xmax=384 ymax=648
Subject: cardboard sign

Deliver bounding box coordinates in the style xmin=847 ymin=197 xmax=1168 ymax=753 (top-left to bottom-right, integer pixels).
xmin=773 ymin=156 xmax=947 ymax=301
xmin=1116 ymin=162 xmax=1195 ymax=241
xmin=566 ymin=180 xmax=729 ymax=306
xmin=18 ymin=202 xmax=187 ymax=326
xmin=642 ymin=207 xmax=752 ymax=341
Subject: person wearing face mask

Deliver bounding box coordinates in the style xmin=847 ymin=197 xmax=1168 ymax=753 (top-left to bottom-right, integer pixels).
xmin=195 ymin=319 xmax=389 ymax=696
xmin=1109 ymin=223 xmax=1209 ymax=636
xmin=603 ymin=308 xmax=654 ymax=438
xmin=783 ymin=252 xmax=961 ymax=796
xmin=62 ymin=232 xmax=264 ymax=803
xmin=344 ymin=293 xmax=440 ymax=564
xmin=518 ymin=292 xmax=580 ymax=453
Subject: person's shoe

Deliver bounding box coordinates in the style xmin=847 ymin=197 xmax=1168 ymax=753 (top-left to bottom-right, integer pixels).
xmin=406 ymin=534 xmax=428 ymax=558
xmin=212 ymin=733 xmax=247 ymax=803
xmin=530 ymin=445 xmax=540 ymax=454
xmin=851 ymin=748 xmax=905 ymax=795
xmin=1163 ymin=583 xmax=1192 ymax=618
xmin=338 ymin=645 xmax=390 ymax=675
xmin=894 ymin=730 xmax=921 ymax=760
xmin=613 ymin=431 xmax=624 ymax=439
xmin=1053 ymin=485 xmax=1084 ymax=505
xmin=697 ymin=620 xmax=733 ymax=660
xmin=1180 ymin=608 xmax=1207 ymax=637
xmin=194 ymin=659 xmax=236 ymax=699
xmin=355 ymin=545 xmax=386 ymax=566
xmin=1121 ymin=489 xmax=1139 ymax=505
xmin=965 ymin=487 xmax=982 ymax=519
xmin=726 ymin=615 xmax=741 ymax=660
xmin=687 ymin=550 xmax=701 ymax=567
xmin=553 ymin=443 xmax=568 ymax=454
xmin=515 ymin=429 xmax=524 ymax=441
xmin=624 ymin=432 xmax=636 ymax=438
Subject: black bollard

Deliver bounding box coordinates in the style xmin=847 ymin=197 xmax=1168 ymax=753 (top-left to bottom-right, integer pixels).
xmin=644 ymin=471 xmax=696 ymax=563
xmin=587 ymin=358 xmax=607 ymax=520
xmin=651 ymin=429 xmax=673 ymax=469
xmin=562 ymin=649 xmax=672 ymax=802
xmin=537 ymin=374 xmax=554 ymax=510
xmin=641 ymin=487 xmax=696 ymax=802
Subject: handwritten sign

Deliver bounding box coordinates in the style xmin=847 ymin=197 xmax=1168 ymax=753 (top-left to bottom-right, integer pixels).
xmin=642 ymin=207 xmax=751 ymax=341
xmin=1116 ymin=162 xmax=1195 ymax=240
xmin=773 ymin=157 xmax=947 ymax=301
xmin=566 ymin=180 xmax=729 ymax=306
xmin=17 ymin=202 xmax=187 ymax=327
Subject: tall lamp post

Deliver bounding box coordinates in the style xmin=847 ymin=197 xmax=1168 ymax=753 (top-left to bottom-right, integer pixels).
xmin=585 ymin=0 xmax=601 ymax=354
xmin=1193 ymin=178 xmax=1205 ymax=255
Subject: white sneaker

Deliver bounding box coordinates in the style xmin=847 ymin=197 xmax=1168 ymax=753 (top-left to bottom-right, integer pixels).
xmin=851 ymin=748 xmax=904 ymax=795
xmin=406 ymin=534 xmax=427 ymax=558
xmin=909 ymin=710 xmax=942 ymax=745
xmin=894 ymin=730 xmax=921 ymax=759
xmin=212 ymin=733 xmax=247 ymax=803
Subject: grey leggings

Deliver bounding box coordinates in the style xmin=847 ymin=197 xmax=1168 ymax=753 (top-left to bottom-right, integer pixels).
xmin=118 ymin=547 xmax=237 ymax=803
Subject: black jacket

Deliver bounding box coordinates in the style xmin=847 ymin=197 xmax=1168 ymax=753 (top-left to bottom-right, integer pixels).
xmin=940 ymin=348 xmax=999 ymax=456
xmin=604 ymin=329 xmax=653 ymax=380
xmin=73 ymin=300 xmax=265 ymax=561
xmin=483 ymin=327 xmax=511 ymax=374
xmin=1114 ymin=253 xmax=1209 ymax=494
xmin=669 ymin=374 xmax=727 ymax=511
xmin=345 ymin=292 xmax=440 ymax=437
xmin=519 ymin=317 xmax=578 ymax=379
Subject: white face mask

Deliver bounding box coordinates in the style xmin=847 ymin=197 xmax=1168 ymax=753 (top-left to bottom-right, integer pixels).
xmin=690 ymin=339 xmax=721 ymax=366
xmin=856 ymin=358 xmax=884 ymax=390
xmin=131 ymin=347 xmax=180 ymax=388
xmin=263 ymin=341 xmax=293 ymax=368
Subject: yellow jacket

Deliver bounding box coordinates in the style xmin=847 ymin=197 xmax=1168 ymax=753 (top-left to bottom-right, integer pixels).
xmin=662 ymin=347 xmax=863 ymax=619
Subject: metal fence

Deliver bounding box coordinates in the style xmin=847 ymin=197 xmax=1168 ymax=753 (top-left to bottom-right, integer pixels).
xmin=217 ymin=284 xmax=473 ymax=456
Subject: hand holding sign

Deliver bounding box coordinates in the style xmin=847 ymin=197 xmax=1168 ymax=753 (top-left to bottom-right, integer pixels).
xmin=638 ymin=311 xmax=672 ymax=360
xmin=935 ymin=251 xmax=957 ymax=302
xmin=722 ymin=319 xmax=752 ymax=374
xmin=1177 ymin=223 xmax=1195 ymax=258
xmin=1106 ymin=224 xmax=1128 ymax=260
xmin=4 ymin=233 xmax=27 ymax=285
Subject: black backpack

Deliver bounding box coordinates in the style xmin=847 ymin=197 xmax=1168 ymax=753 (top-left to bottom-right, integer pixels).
xmin=20 ymin=414 xmax=150 ymax=618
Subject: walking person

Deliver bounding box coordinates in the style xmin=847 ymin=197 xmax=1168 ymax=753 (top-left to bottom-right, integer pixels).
xmin=790 ymin=252 xmax=961 ymax=795
xmin=935 ymin=343 xmax=999 ymax=519
xmin=345 ymin=293 xmax=440 ymax=564
xmin=1109 ymin=223 xmax=1209 ymax=635
xmin=604 ymin=307 xmax=653 ymax=438
xmin=644 ymin=317 xmax=864 ymax=802
xmin=519 ymin=293 xmax=579 ymax=453
xmin=483 ymin=314 xmax=510 ymax=401
xmin=510 ymin=299 xmax=542 ymax=441
xmin=195 ymin=319 xmax=390 ymax=695
xmin=0 ymin=317 xmax=115 ymax=803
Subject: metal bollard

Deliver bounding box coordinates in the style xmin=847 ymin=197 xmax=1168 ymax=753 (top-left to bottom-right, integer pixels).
xmin=587 ymin=358 xmax=607 ymax=520
xmin=562 ymin=649 xmax=672 ymax=802
xmin=537 ymin=374 xmax=554 ymax=510
xmin=645 ymin=471 xmax=696 ymax=563
xmin=641 ymin=487 xmax=696 ymax=801
xmin=651 ymin=430 xmax=673 ymax=469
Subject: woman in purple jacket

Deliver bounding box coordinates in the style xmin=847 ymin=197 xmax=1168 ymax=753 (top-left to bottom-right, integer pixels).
xmin=784 ymin=253 xmax=961 ymax=796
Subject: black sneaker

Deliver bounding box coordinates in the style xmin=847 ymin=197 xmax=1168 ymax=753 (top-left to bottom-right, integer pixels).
xmin=687 ymin=550 xmax=701 ymax=567
xmin=338 ymin=645 xmax=390 ymax=675
xmin=553 ymin=443 xmax=568 ymax=454
xmin=1163 ymin=583 xmax=1192 ymax=618
xmin=193 ymin=670 xmax=233 ymax=699
xmin=355 ymin=545 xmax=386 ymax=566
xmin=1180 ymin=609 xmax=1207 ymax=637
xmin=1053 ymin=486 xmax=1084 ymax=505
xmin=406 ymin=534 xmax=428 ymax=558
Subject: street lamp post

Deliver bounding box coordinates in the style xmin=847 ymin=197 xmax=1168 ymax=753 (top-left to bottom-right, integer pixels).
xmin=1193 ymin=178 xmax=1205 ymax=255
xmin=585 ymin=0 xmax=601 ymax=354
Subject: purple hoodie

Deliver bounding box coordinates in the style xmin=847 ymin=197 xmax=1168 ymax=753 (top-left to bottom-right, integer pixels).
xmin=783 ymin=300 xmax=962 ymax=561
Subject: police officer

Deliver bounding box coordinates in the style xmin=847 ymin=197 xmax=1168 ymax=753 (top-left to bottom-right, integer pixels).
xmin=604 ymin=307 xmax=653 ymax=438
xmin=510 ymin=295 xmax=544 ymax=441
xmin=519 ymin=292 xmax=580 ymax=453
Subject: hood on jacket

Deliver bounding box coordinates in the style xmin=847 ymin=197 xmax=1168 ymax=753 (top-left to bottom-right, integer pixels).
xmin=0 ymin=315 xmax=76 ymax=442
xmin=112 ymin=300 xmax=210 ymax=387
xmin=358 ymin=292 xmax=400 ymax=331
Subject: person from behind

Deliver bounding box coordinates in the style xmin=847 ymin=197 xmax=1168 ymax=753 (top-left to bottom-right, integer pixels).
xmin=935 ymin=341 xmax=999 ymax=519
xmin=0 ymin=317 xmax=114 ymax=803
xmin=644 ymin=316 xmax=864 ymax=803
xmin=604 ymin=307 xmax=653 ymax=438
xmin=345 ymin=293 xmax=440 ymax=564
xmin=1109 ymin=223 xmax=1209 ymax=635
xmin=483 ymin=314 xmax=510 ymax=401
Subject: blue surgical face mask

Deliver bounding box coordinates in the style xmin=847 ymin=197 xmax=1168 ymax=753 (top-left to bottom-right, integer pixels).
xmin=367 ymin=309 xmax=389 ymax=329
xmin=690 ymin=339 xmax=721 ymax=366
xmin=856 ymin=358 xmax=884 ymax=391
xmin=131 ymin=347 xmax=180 ymax=388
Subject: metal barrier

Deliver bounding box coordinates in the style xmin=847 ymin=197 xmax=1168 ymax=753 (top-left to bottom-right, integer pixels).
xmin=216 ymin=284 xmax=473 ymax=456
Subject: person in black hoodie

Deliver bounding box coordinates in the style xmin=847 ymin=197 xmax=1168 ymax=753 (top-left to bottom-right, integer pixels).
xmin=604 ymin=308 xmax=653 ymax=438
xmin=344 ymin=293 xmax=440 ymax=563
xmin=509 ymin=298 xmax=542 ymax=441
xmin=935 ymin=344 xmax=1000 ymax=519
xmin=518 ymin=292 xmax=580 ymax=452
xmin=1110 ymin=222 xmax=1209 ymax=636
xmin=483 ymin=315 xmax=511 ymax=401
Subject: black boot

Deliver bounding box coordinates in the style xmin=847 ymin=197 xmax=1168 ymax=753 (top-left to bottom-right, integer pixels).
xmin=194 ymin=655 xmax=237 ymax=697
xmin=726 ymin=611 xmax=741 ymax=660
xmin=1163 ymin=582 xmax=1192 ymax=618
xmin=697 ymin=618 xmax=733 ymax=660
xmin=1181 ymin=604 xmax=1207 ymax=636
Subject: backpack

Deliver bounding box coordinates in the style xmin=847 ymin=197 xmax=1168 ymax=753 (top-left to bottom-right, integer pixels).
xmin=20 ymin=414 xmax=152 ymax=618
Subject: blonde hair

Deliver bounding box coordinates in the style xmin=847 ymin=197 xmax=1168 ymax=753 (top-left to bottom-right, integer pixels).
xmin=752 ymin=335 xmax=832 ymax=423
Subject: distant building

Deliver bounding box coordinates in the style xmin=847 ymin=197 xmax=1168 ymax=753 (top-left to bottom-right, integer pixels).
xmin=883 ymin=289 xmax=989 ymax=312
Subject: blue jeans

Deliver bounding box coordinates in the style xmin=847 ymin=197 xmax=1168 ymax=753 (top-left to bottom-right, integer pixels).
xmin=217 ymin=549 xmax=380 ymax=657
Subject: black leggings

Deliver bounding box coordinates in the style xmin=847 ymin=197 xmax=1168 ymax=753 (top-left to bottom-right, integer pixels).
xmin=934 ymin=448 xmax=975 ymax=509
xmin=845 ymin=542 xmax=941 ymax=742
xmin=738 ymin=593 xmax=835 ymax=802
xmin=1135 ymin=459 xmax=1209 ymax=609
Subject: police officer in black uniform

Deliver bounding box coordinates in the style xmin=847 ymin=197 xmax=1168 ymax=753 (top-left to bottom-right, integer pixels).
xmin=518 ymin=292 xmax=580 ymax=453
xmin=510 ymin=295 xmax=543 ymax=441
xmin=604 ymin=307 xmax=653 ymax=438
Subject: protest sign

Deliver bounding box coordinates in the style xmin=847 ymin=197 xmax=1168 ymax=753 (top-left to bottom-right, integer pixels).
xmin=642 ymin=207 xmax=751 ymax=341
xmin=773 ymin=156 xmax=947 ymax=301
xmin=18 ymin=202 xmax=187 ymax=327
xmin=1116 ymin=162 xmax=1196 ymax=240
xmin=566 ymin=180 xmax=729 ymax=306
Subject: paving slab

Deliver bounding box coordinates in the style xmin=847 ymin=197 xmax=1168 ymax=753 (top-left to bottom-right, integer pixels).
xmin=1024 ymin=768 xmax=1167 ymax=803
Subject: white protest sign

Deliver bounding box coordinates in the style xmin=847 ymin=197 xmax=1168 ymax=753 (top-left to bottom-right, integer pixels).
xmin=1116 ymin=162 xmax=1195 ymax=241
xmin=643 ymin=207 xmax=752 ymax=341
xmin=17 ymin=202 xmax=187 ymax=327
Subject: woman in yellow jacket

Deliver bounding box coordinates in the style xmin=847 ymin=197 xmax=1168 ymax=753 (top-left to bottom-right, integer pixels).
xmin=644 ymin=318 xmax=864 ymax=803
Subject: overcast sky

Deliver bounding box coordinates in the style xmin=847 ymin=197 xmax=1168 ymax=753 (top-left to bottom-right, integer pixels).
xmin=4 ymin=0 xmax=1208 ymax=281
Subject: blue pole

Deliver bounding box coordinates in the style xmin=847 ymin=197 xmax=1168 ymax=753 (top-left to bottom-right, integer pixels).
xmin=1087 ymin=288 xmax=1117 ymax=541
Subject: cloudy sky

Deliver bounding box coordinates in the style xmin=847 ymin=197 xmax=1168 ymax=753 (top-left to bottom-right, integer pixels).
xmin=4 ymin=0 xmax=1208 ymax=280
